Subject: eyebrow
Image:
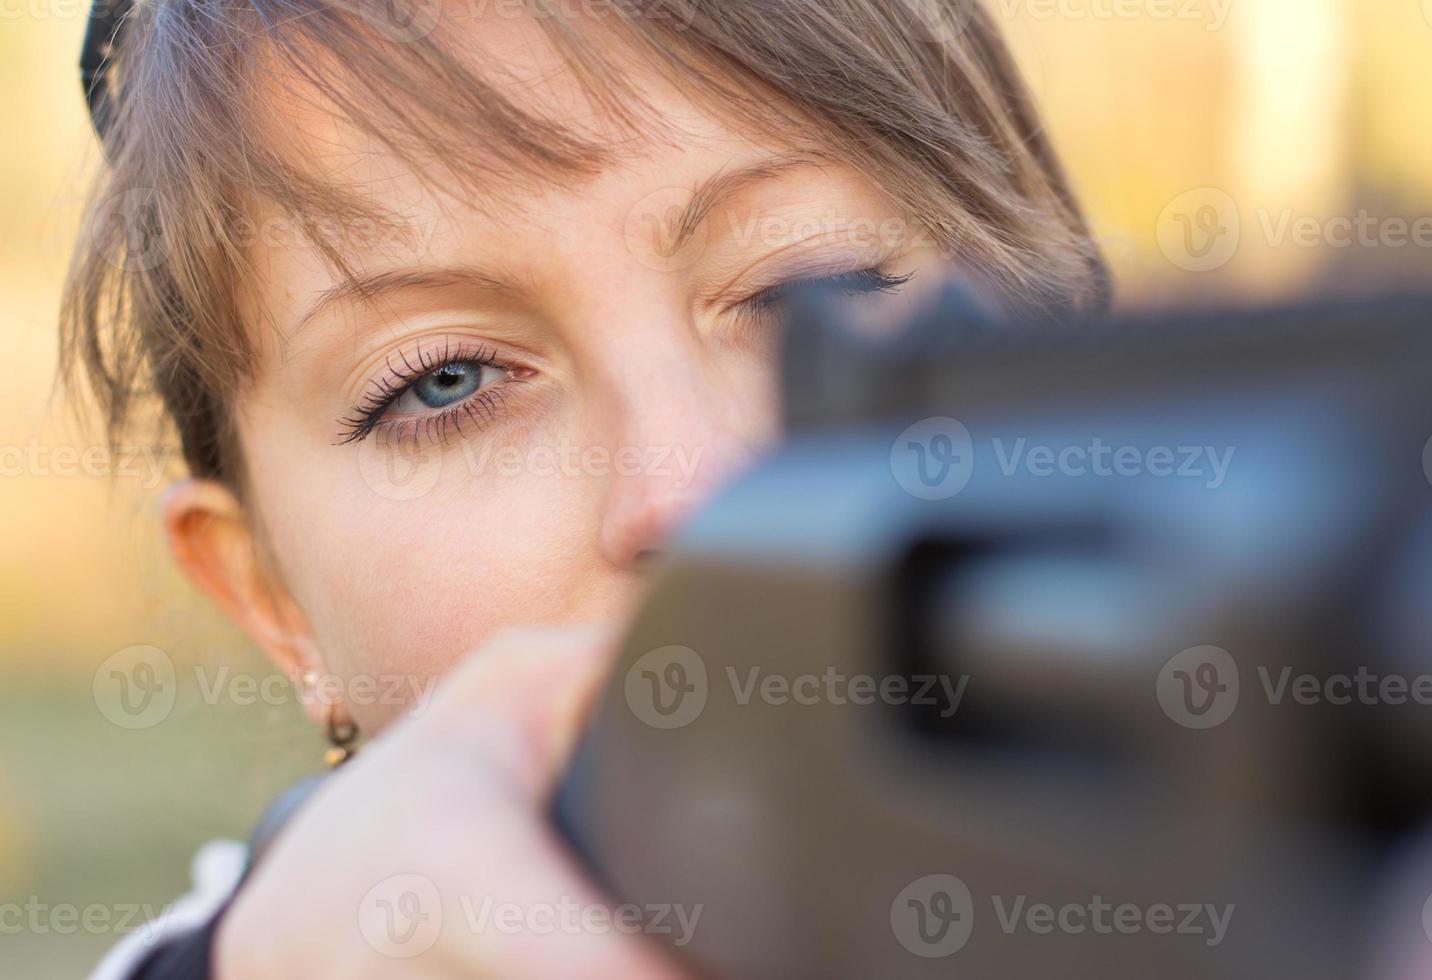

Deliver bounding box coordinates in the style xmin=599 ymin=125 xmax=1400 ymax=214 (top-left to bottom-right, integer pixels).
xmin=665 ymin=152 xmax=828 ymax=254
xmin=295 ymin=266 xmax=514 ymax=333
xmin=295 ymin=152 xmax=827 ymax=331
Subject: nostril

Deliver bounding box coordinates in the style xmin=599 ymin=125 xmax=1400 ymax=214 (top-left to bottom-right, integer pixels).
xmin=632 ymin=548 xmax=664 ymax=570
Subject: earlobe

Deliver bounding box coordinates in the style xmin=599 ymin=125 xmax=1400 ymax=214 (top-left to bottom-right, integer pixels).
xmin=160 ymin=478 xmax=327 ymax=726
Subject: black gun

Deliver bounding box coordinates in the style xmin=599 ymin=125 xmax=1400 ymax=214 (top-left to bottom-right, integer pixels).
xmin=555 ymin=286 xmax=1432 ymax=980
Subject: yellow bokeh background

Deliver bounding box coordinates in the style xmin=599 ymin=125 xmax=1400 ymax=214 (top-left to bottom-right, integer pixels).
xmin=2 ymin=0 xmax=1430 ymax=973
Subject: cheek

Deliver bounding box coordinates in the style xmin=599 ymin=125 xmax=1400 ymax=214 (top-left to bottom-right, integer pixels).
xmin=245 ymin=431 xmax=616 ymax=730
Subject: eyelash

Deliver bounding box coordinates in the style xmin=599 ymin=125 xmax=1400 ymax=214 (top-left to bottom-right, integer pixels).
xmin=739 ymin=267 xmax=914 ymax=316
xmin=336 ymin=266 xmax=912 ymax=447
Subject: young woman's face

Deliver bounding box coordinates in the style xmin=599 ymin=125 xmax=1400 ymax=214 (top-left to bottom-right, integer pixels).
xmin=222 ymin=10 xmax=948 ymax=732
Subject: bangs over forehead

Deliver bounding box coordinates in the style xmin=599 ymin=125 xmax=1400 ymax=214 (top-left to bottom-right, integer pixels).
xmin=67 ymin=0 xmax=1109 ymax=488
xmin=121 ymin=0 xmax=727 ymax=261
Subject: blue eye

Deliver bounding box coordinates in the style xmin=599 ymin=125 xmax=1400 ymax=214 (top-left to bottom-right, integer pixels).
xmin=410 ymin=362 xmax=483 ymax=409
xmin=385 ymin=359 xmax=506 ymax=417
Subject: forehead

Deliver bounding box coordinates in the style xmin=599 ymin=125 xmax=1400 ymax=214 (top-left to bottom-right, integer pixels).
xmin=239 ymin=2 xmax=820 ymax=326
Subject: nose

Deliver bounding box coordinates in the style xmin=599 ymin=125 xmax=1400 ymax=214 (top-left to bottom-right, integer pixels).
xmin=596 ymin=367 xmax=761 ymax=569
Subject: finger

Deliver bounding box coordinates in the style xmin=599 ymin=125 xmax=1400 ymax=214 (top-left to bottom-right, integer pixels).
xmin=403 ymin=628 xmax=698 ymax=979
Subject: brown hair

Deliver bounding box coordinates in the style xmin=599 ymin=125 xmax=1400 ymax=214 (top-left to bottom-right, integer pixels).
xmin=62 ymin=0 xmax=1110 ymax=493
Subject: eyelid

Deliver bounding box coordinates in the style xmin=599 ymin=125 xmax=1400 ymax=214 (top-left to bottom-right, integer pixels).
xmin=727 ymin=264 xmax=913 ymax=319
xmin=713 ymin=266 xmax=913 ymax=356
xmin=709 ymin=239 xmax=906 ymax=313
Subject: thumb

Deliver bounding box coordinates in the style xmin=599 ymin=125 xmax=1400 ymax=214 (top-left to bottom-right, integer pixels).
xmin=431 ymin=623 xmax=621 ymax=802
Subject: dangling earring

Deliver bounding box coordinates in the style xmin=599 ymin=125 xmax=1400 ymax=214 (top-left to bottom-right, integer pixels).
xmin=300 ymin=669 xmax=359 ymax=768
xmin=323 ymin=703 xmax=359 ymax=768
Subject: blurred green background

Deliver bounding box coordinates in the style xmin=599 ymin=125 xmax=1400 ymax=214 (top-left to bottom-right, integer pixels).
xmin=3 ymin=0 xmax=1432 ymax=975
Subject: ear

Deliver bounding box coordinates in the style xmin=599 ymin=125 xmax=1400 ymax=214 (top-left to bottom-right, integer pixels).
xmin=161 ymin=478 xmax=329 ymax=728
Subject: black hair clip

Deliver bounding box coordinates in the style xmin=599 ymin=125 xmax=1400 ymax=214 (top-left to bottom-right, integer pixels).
xmin=80 ymin=0 xmax=134 ymax=143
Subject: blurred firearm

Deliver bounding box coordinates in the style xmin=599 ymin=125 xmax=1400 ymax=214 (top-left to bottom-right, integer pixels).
xmin=557 ymin=285 xmax=1432 ymax=980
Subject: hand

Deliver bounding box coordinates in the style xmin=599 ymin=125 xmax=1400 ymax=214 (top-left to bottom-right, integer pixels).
xmin=215 ymin=625 xmax=694 ymax=980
